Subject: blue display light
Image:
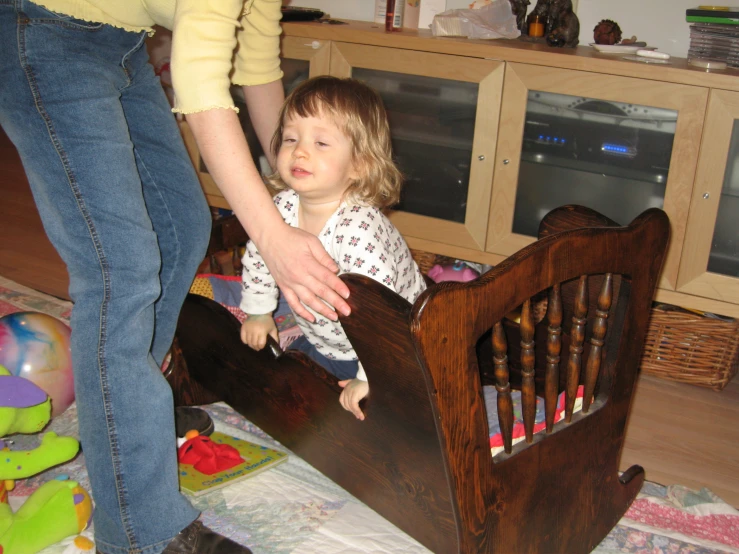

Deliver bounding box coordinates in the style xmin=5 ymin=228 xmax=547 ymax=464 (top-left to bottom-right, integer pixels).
xmin=601 ymin=143 xmax=637 ymax=157
xmin=535 ymin=135 xmax=566 ymax=145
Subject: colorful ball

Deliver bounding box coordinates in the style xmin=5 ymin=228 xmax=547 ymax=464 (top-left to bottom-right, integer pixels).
xmin=0 ymin=311 xmax=74 ymax=417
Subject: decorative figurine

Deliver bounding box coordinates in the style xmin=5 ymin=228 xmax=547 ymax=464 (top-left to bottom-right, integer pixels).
xmin=508 ymin=0 xmax=531 ymax=34
xmin=545 ymin=0 xmax=580 ymax=47
xmin=518 ymin=0 xmax=580 ymax=48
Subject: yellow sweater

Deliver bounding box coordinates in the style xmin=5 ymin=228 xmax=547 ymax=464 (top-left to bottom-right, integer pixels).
xmin=36 ymin=0 xmax=283 ymax=114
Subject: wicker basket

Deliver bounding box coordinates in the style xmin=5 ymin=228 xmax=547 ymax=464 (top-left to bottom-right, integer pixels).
xmin=639 ymin=304 xmax=739 ymax=391
xmin=410 ymin=249 xmax=456 ymax=275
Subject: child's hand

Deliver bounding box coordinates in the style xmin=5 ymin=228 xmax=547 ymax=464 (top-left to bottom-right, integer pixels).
xmin=240 ymin=314 xmax=278 ymax=350
xmin=338 ymin=379 xmax=369 ymax=421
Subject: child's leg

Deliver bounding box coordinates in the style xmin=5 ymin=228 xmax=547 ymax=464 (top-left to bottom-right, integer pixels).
xmin=287 ymin=336 xmax=359 ymax=381
xmin=275 ymin=294 xmax=358 ymax=379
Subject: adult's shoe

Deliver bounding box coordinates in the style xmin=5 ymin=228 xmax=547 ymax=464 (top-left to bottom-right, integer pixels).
xmin=97 ymin=520 xmax=252 ymax=554
xmin=175 ymin=406 xmax=214 ymax=438
xmin=162 ymin=521 xmax=252 ymax=554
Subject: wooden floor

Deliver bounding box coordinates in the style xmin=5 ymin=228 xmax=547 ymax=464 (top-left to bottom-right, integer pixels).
xmin=2 ymin=128 xmax=738 ymax=508
xmin=0 ymin=128 xmax=69 ymax=299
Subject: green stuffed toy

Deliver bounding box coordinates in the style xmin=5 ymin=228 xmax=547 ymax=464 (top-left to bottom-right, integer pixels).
xmin=0 ymin=365 xmax=93 ymax=554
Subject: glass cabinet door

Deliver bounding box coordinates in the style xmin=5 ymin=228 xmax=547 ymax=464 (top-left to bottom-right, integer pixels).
xmin=180 ymin=37 xmax=330 ymax=209
xmin=510 ymin=90 xmax=675 ymax=237
xmin=678 ymin=90 xmax=739 ymax=311
xmin=487 ymin=63 xmax=708 ymax=290
xmin=330 ymin=42 xmax=503 ymax=251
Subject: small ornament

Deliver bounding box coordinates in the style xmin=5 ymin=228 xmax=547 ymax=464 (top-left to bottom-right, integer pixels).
xmin=593 ymin=19 xmax=622 ymax=45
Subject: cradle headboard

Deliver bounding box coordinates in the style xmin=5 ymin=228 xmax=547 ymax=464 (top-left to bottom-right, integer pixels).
xmin=410 ymin=207 xmax=669 ymax=553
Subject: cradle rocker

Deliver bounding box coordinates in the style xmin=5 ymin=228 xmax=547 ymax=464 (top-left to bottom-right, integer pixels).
xmin=167 ymin=205 xmax=670 ymax=553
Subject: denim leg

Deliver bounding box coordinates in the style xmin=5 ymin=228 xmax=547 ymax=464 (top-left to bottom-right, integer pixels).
xmin=120 ymin=40 xmax=212 ymax=366
xmin=0 ymin=2 xmax=204 ymax=552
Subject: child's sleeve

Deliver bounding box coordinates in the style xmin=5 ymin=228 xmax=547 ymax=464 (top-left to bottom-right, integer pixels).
xmin=356 ymin=362 xmax=368 ymax=382
xmin=333 ymin=210 xmax=401 ymax=294
xmin=239 ymin=239 xmax=279 ymax=315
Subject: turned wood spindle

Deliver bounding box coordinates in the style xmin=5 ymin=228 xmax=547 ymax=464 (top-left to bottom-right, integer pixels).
xmin=520 ymin=299 xmax=536 ymax=442
xmin=582 ymin=273 xmax=613 ymax=412
xmin=492 ymin=321 xmax=513 ymax=454
xmin=565 ymin=275 xmax=588 ymax=422
xmin=544 ymin=284 xmax=562 ymax=432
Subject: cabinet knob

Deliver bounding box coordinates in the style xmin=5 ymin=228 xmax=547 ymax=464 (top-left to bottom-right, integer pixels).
xmin=703 ymin=192 xmax=710 ymax=199
xmin=503 ymin=159 xmax=510 ymax=165
xmin=308 ymin=40 xmax=321 ymax=49
xmin=478 ymin=155 xmax=485 ymax=161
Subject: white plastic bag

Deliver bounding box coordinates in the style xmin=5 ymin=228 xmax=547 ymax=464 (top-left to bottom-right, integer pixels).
xmin=431 ymin=0 xmax=520 ymax=40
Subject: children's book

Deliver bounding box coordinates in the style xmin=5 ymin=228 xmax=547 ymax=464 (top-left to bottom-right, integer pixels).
xmin=178 ymin=431 xmax=288 ymax=496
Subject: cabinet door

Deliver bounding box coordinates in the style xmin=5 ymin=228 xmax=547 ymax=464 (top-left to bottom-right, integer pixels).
xmin=180 ymin=36 xmax=330 ymax=209
xmin=330 ymin=42 xmax=503 ymax=252
xmin=677 ymin=89 xmax=739 ymax=309
xmin=487 ymin=63 xmax=707 ymax=290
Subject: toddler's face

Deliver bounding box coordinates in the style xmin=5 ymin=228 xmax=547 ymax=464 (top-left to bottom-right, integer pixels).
xmin=276 ymin=111 xmax=358 ymax=204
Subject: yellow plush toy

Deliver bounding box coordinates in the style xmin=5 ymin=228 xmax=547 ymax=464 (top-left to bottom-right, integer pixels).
xmin=0 ymin=365 xmax=93 ymax=554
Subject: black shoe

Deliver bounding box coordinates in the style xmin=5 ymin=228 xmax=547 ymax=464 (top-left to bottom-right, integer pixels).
xmin=96 ymin=520 xmax=252 ymax=554
xmin=175 ymin=406 xmax=214 ymax=438
xmin=163 ymin=520 xmax=252 ymax=554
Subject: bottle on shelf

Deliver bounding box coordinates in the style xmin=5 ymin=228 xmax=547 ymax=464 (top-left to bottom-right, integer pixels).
xmin=375 ymin=0 xmax=404 ymax=31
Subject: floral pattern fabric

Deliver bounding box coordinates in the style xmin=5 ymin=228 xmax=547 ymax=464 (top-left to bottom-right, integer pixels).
xmin=240 ymin=190 xmax=426 ymax=368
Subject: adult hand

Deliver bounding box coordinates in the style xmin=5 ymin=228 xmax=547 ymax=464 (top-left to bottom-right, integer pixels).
xmin=338 ymin=379 xmax=369 ymax=421
xmin=259 ymin=224 xmax=350 ymax=322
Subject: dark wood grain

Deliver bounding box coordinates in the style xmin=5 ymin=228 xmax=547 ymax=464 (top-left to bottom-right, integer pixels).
xmin=566 ymin=275 xmax=589 ymax=421
xmin=412 ymin=207 xmax=668 ymax=552
xmin=583 ymin=273 xmax=612 ymax=413
xmin=169 ymin=205 xmax=669 ymax=553
xmin=492 ymin=321 xmax=513 ymax=454
xmin=520 ymin=299 xmax=536 ymax=442
xmin=169 ymin=287 xmax=458 ymax=553
xmin=544 ymin=284 xmax=562 ymax=432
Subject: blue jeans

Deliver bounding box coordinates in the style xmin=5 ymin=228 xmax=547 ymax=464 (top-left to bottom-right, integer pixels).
xmin=0 ymin=2 xmax=210 ymax=552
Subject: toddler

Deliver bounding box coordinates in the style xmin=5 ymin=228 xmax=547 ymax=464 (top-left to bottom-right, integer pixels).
xmin=240 ymin=76 xmax=426 ymax=420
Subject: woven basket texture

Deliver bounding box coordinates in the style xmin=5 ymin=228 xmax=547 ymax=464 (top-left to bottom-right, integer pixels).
xmin=639 ymin=305 xmax=739 ymax=391
xmin=410 ymin=249 xmax=456 ymax=275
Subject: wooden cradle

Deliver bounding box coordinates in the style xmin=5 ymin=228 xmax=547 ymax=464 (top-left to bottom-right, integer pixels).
xmin=166 ymin=206 xmax=670 ymax=554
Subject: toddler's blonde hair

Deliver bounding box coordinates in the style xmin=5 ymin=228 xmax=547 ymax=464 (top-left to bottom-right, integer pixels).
xmin=268 ymin=76 xmax=402 ymax=209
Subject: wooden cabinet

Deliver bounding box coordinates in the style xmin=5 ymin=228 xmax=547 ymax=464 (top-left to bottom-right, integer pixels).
xmin=487 ymin=63 xmax=707 ymax=291
xmin=329 ymin=42 xmax=503 ymax=252
xmin=184 ymin=20 xmax=739 ymax=317
xmin=676 ymin=90 xmax=739 ymax=308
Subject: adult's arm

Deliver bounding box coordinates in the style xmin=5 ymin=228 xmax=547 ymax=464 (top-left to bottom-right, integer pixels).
xmin=241 ymin=79 xmax=282 ymax=169
xmin=168 ymin=0 xmax=349 ymax=320
xmin=185 ymin=108 xmax=350 ymax=321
